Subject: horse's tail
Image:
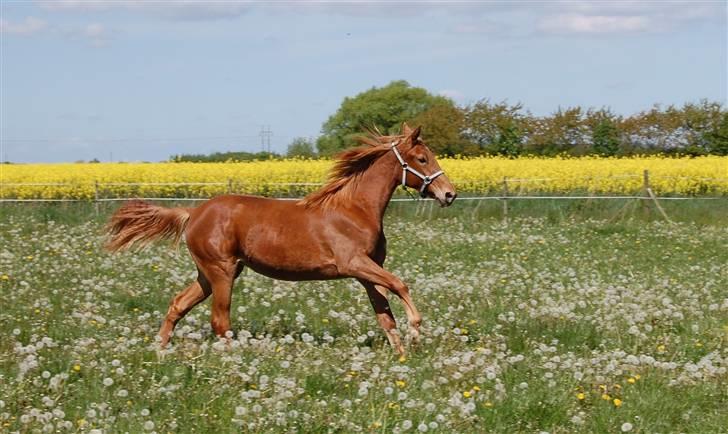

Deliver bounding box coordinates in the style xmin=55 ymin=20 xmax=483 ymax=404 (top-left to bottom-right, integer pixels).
xmin=105 ymin=200 xmax=191 ymax=252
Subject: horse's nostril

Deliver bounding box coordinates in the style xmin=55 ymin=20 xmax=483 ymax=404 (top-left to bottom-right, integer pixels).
xmin=444 ymin=191 xmax=456 ymax=204
xmin=445 ymin=191 xmax=454 ymax=198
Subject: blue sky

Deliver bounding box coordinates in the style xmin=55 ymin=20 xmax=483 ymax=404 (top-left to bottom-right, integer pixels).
xmin=1 ymin=1 xmax=726 ymax=163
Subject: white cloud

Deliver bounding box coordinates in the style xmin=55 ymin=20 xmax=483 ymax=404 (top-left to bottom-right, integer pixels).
xmin=438 ymin=89 xmax=465 ymax=102
xmin=37 ymin=0 xmax=252 ymax=21
xmin=451 ymin=20 xmax=508 ymax=35
xmin=82 ymin=23 xmax=110 ymax=47
xmin=538 ymin=14 xmax=651 ymax=34
xmin=0 ymin=16 xmax=47 ymax=35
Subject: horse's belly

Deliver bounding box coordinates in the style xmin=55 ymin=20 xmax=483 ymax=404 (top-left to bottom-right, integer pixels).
xmin=239 ymin=224 xmax=339 ymax=280
xmin=243 ymin=259 xmax=339 ymax=281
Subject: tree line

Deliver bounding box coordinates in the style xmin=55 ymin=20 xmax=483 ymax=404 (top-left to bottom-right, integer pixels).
xmin=291 ymin=80 xmax=728 ymax=158
xmin=171 ymin=80 xmax=727 ymax=162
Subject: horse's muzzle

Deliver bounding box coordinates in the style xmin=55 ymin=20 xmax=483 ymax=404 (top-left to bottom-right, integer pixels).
xmin=444 ymin=191 xmax=457 ymax=206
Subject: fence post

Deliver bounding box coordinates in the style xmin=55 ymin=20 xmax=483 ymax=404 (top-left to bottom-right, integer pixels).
xmin=94 ymin=181 xmax=99 ymax=217
xmin=502 ymin=176 xmax=509 ymax=223
xmin=643 ymin=169 xmax=673 ymax=224
xmin=227 ymin=178 xmax=233 ymax=194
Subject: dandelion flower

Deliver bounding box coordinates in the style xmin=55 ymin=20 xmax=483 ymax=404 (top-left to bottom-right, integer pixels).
xmin=621 ymin=422 xmax=633 ymax=432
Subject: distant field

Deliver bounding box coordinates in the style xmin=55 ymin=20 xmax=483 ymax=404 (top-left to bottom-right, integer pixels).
xmin=1 ymin=156 xmax=726 ymax=199
xmin=0 ymin=205 xmax=726 ymax=433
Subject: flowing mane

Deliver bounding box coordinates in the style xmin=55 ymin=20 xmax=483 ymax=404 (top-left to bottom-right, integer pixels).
xmin=299 ymin=131 xmax=407 ymax=210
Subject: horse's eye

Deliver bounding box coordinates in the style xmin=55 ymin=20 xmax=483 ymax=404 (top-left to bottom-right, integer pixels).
xmin=418 ymin=157 xmax=427 ymax=164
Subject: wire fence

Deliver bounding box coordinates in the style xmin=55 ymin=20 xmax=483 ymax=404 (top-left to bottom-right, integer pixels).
xmin=1 ymin=171 xmax=726 ymax=205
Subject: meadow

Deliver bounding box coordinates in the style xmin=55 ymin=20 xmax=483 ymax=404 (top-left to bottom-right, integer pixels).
xmin=0 ymin=201 xmax=726 ymax=433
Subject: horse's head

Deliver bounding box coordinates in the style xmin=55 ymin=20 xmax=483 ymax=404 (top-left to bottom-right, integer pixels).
xmin=394 ymin=123 xmax=457 ymax=207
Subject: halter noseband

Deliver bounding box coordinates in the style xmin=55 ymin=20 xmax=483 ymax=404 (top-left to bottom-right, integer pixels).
xmin=390 ymin=140 xmax=444 ymax=198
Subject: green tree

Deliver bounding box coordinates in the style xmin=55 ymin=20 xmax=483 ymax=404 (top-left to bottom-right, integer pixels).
xmin=585 ymin=109 xmax=622 ymax=156
xmin=704 ymin=111 xmax=728 ymax=156
xmin=527 ymin=107 xmax=587 ymax=155
xmin=410 ymin=102 xmax=469 ymax=156
xmin=462 ymin=99 xmax=528 ymax=156
xmin=286 ymin=137 xmax=316 ymax=158
xmin=316 ymin=80 xmax=453 ymax=155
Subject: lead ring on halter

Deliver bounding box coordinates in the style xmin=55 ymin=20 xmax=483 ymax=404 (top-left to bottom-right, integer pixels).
xmin=390 ymin=140 xmax=444 ymax=198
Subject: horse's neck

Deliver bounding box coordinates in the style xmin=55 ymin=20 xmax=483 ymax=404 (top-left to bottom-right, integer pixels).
xmin=350 ymin=152 xmax=399 ymax=226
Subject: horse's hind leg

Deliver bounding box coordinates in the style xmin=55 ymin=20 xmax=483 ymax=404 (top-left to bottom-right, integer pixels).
xmin=358 ymin=279 xmax=404 ymax=355
xmin=158 ymin=272 xmax=212 ymax=347
xmin=197 ymin=259 xmax=244 ymax=338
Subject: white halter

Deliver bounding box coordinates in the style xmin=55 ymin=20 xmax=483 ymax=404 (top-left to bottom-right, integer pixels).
xmin=390 ymin=140 xmax=444 ymax=198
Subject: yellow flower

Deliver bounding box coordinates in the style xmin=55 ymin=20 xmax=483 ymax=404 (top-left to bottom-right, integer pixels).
xmin=388 ymin=402 xmax=399 ymax=409
xmin=613 ymin=398 xmax=623 ymax=407
xmin=77 ymin=419 xmax=87 ymax=426
xmin=398 ymin=355 xmax=406 ymax=363
xmin=634 ymin=374 xmax=641 ymax=380
xmin=395 ymin=380 xmax=406 ymax=388
xmin=4 ymin=156 xmax=725 ymax=200
xmin=1 ymin=275 xmax=9 ymax=280
xmin=576 ymin=393 xmax=586 ymax=400
xmin=322 ymin=318 xmax=329 ymax=323
xmin=473 ymin=385 xmax=481 ymax=392
xmin=602 ymin=394 xmax=611 ymax=401
xmin=657 ymin=344 xmax=666 ymax=353
xmin=484 ymin=401 xmax=493 ymax=408
xmin=627 ymin=377 xmax=636 ymax=384
xmin=73 ymin=364 xmax=81 ymax=372
xmin=463 ymin=391 xmax=472 ymax=398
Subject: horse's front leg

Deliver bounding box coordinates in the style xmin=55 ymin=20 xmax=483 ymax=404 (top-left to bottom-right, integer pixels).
xmin=348 ymin=256 xmax=422 ymax=350
xmin=358 ymin=279 xmax=404 ymax=355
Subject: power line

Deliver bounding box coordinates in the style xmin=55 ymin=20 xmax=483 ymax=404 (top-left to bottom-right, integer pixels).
xmin=259 ymin=125 xmax=273 ymax=153
xmin=1 ymin=135 xmax=269 ymax=144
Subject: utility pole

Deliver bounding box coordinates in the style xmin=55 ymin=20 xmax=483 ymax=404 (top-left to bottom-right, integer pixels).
xmin=259 ymin=125 xmax=273 ymax=153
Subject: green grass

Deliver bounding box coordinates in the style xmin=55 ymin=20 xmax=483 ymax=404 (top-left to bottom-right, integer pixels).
xmin=0 ymin=201 xmax=726 ymax=433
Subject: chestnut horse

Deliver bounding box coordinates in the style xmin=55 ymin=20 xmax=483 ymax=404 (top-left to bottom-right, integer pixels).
xmin=105 ymin=124 xmax=456 ymax=354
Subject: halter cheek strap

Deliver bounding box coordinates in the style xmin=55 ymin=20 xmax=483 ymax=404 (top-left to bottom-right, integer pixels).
xmin=390 ymin=140 xmax=444 ymax=198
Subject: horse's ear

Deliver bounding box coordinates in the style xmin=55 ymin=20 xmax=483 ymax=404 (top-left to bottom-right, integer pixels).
xmin=401 ymin=122 xmax=412 ymax=135
xmin=409 ymin=126 xmax=421 ymax=141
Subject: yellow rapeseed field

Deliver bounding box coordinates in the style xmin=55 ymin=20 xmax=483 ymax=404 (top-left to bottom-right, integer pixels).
xmin=1 ymin=156 xmax=726 ymax=200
